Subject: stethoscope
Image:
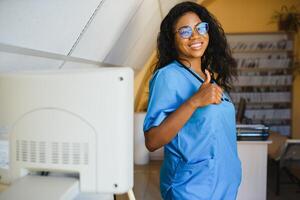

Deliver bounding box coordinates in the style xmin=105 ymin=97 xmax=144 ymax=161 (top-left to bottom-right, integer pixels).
xmin=176 ymin=60 xmax=232 ymax=103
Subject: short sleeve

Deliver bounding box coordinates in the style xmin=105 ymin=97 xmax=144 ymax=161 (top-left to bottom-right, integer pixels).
xmin=143 ymin=69 xmax=180 ymax=132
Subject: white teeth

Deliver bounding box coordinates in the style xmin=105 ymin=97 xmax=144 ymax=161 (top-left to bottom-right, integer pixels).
xmin=190 ymin=43 xmax=202 ymax=49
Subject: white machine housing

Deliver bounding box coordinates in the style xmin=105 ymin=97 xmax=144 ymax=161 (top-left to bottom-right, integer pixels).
xmin=0 ymin=67 xmax=133 ymax=194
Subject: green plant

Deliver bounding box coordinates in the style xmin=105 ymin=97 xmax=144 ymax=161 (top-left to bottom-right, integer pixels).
xmin=271 ymin=5 xmax=300 ymax=32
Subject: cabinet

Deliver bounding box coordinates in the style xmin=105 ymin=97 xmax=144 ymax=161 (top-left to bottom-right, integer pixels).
xmin=226 ymin=32 xmax=294 ymax=136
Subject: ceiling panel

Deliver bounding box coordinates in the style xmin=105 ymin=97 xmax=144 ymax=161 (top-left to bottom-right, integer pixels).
xmin=104 ymin=0 xmax=161 ymax=70
xmin=71 ymin=0 xmax=142 ymax=62
xmin=0 ymin=0 xmax=102 ymax=54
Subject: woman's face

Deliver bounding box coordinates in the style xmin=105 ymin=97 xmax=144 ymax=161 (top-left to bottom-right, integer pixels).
xmin=174 ymin=12 xmax=209 ymax=61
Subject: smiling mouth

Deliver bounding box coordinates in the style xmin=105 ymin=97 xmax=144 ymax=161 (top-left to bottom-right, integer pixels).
xmin=189 ymin=42 xmax=204 ymax=49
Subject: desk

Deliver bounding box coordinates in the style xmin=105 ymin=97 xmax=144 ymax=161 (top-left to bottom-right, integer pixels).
xmin=236 ymin=140 xmax=272 ymax=200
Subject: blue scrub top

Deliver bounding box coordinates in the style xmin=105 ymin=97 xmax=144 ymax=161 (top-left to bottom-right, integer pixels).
xmin=144 ymin=60 xmax=242 ymax=200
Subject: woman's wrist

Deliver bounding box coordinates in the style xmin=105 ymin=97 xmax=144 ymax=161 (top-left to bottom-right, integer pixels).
xmin=186 ymin=97 xmax=199 ymax=110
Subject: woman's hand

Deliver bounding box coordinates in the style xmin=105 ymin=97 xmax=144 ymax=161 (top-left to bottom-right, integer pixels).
xmin=188 ymin=69 xmax=223 ymax=109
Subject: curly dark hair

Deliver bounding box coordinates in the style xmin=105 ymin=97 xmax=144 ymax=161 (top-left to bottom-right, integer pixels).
xmin=155 ymin=1 xmax=236 ymax=91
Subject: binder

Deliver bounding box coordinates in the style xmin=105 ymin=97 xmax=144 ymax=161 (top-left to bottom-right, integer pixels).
xmin=236 ymin=124 xmax=269 ymax=141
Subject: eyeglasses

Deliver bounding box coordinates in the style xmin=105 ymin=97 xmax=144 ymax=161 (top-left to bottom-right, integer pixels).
xmin=175 ymin=22 xmax=209 ymax=39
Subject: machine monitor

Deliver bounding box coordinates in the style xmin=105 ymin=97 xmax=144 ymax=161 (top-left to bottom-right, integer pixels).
xmin=0 ymin=67 xmax=134 ymax=198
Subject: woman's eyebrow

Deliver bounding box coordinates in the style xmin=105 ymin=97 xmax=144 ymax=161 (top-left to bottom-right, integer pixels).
xmin=180 ymin=21 xmax=202 ymax=27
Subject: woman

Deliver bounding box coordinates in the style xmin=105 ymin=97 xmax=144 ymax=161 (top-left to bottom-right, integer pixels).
xmin=143 ymin=1 xmax=242 ymax=200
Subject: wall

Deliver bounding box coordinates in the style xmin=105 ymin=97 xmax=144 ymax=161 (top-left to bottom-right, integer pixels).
xmin=203 ymin=0 xmax=298 ymax=33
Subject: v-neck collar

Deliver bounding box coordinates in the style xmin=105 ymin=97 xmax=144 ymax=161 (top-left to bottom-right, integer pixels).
xmin=174 ymin=60 xmax=206 ymax=83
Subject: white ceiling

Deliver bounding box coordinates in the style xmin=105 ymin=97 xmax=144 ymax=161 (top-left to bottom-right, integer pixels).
xmin=0 ymin=0 xmax=196 ymax=72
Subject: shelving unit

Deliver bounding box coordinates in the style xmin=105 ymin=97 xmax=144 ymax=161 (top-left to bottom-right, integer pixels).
xmin=226 ymin=32 xmax=295 ymax=136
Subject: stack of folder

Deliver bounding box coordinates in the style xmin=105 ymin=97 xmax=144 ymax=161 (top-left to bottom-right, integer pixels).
xmin=236 ymin=124 xmax=269 ymax=141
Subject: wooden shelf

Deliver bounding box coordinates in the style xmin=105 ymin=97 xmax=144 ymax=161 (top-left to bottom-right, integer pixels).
xmin=227 ymin=32 xmax=295 ymax=136
xmin=237 ymin=67 xmax=292 ymax=72
xmin=233 ymin=101 xmax=291 ymax=105
xmin=232 ymin=49 xmax=292 ymax=53
xmin=234 ymin=84 xmax=292 ymax=87
xmin=247 ymin=119 xmax=291 ymax=125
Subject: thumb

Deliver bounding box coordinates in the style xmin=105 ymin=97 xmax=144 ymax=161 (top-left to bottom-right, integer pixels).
xmin=204 ymin=69 xmax=211 ymax=84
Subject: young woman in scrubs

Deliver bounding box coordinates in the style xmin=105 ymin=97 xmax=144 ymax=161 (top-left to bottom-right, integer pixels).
xmin=143 ymin=1 xmax=242 ymax=200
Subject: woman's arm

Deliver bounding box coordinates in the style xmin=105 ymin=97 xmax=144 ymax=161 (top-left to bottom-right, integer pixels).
xmin=145 ymin=97 xmax=197 ymax=152
xmin=145 ymin=70 xmax=223 ymax=152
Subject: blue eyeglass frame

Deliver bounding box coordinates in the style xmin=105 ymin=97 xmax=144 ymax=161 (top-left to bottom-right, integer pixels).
xmin=176 ymin=22 xmax=209 ymax=39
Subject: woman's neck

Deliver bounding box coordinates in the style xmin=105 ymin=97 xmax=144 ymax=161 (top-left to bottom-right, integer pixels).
xmin=178 ymin=58 xmax=204 ymax=77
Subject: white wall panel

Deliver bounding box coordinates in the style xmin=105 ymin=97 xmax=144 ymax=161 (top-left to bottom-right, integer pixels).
xmin=104 ymin=0 xmax=161 ymax=71
xmin=71 ymin=0 xmax=142 ymax=62
xmin=0 ymin=52 xmax=63 ymax=72
xmin=104 ymin=0 xmax=198 ymax=71
xmin=0 ymin=0 xmax=102 ymax=54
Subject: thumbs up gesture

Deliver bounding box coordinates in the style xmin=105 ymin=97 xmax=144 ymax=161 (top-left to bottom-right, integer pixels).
xmin=188 ymin=69 xmax=223 ymax=109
